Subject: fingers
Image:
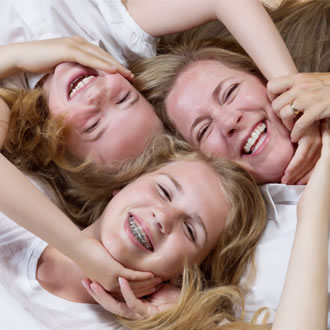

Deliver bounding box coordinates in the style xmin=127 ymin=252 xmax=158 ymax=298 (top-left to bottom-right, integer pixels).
xmin=82 ymin=279 xmax=134 ymax=317
xmin=128 ymin=277 xmax=162 ymax=298
xmin=120 ymin=267 xmax=154 ymax=282
xmin=296 ymin=169 xmax=313 ymax=185
xmin=291 ymin=109 xmax=319 ymax=142
xmin=267 ymin=75 xmax=294 ymax=98
xmin=66 ymin=36 xmax=133 ymax=79
xmin=119 ymin=277 xmax=146 ymax=316
xmin=282 ymin=125 xmax=321 ymax=184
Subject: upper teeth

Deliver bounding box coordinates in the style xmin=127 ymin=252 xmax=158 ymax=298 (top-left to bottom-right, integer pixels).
xmin=128 ymin=215 xmax=152 ymax=250
xmin=69 ymin=75 xmax=95 ymax=99
xmin=243 ymin=122 xmax=266 ymax=154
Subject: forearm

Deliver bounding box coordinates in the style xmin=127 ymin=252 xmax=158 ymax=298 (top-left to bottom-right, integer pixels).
xmin=214 ymin=0 xmax=297 ymax=80
xmin=0 ymin=154 xmax=86 ymax=261
xmin=272 ymin=214 xmax=328 ymax=330
xmin=0 ymin=44 xmax=22 ymax=80
xmin=273 ymin=157 xmax=329 ymax=330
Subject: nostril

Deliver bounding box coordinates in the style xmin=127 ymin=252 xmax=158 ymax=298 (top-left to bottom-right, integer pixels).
xmin=227 ymin=128 xmax=235 ymax=137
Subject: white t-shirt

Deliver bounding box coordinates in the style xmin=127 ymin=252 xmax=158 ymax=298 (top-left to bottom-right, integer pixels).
xmin=244 ymin=183 xmax=330 ymax=328
xmin=0 ymin=180 xmax=127 ymax=330
xmin=0 ymin=0 xmax=158 ymax=89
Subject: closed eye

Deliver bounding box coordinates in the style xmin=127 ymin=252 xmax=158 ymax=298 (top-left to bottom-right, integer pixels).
xmin=184 ymin=222 xmax=196 ymax=242
xmin=197 ymin=123 xmax=210 ymax=143
xmin=158 ymin=184 xmax=172 ymax=201
xmin=223 ymin=84 xmax=238 ymax=103
xmin=84 ymin=119 xmax=100 ymax=133
xmin=116 ymin=91 xmax=130 ymax=104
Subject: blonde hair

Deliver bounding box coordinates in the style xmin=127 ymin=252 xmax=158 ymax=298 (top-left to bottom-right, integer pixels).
xmin=79 ymin=135 xmax=268 ymax=329
xmin=1 ymin=87 xmax=268 ymax=328
xmin=0 ymin=87 xmax=101 ymax=225
xmin=131 ymin=0 xmax=330 ymax=135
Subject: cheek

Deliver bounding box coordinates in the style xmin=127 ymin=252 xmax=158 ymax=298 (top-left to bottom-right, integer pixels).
xmin=153 ymin=250 xmax=186 ymax=278
xmin=122 ymin=112 xmax=161 ymax=149
xmin=48 ymin=97 xmax=64 ymax=117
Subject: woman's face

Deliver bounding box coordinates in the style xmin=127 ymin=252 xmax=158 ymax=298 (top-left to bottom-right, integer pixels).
xmin=91 ymin=160 xmax=228 ymax=279
xmin=165 ymin=60 xmax=295 ymax=183
xmin=42 ymin=63 xmax=163 ymax=165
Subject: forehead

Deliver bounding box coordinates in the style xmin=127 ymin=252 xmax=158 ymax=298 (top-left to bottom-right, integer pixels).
xmin=168 ymin=60 xmax=239 ymax=99
xmin=166 ymin=60 xmax=242 ymax=121
xmin=149 ymin=159 xmax=226 ymax=211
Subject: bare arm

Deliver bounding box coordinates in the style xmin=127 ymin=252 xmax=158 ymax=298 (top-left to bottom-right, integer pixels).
xmin=126 ymin=0 xmax=297 ymax=80
xmin=272 ymin=122 xmax=329 ymax=330
xmin=0 ymin=36 xmax=132 ymax=80
xmin=0 ymin=154 xmax=155 ymax=292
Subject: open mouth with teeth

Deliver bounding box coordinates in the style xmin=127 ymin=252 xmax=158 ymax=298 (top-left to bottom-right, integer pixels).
xmin=242 ymin=122 xmax=267 ymax=155
xmin=128 ymin=214 xmax=153 ymax=251
xmin=68 ymin=74 xmax=96 ymax=99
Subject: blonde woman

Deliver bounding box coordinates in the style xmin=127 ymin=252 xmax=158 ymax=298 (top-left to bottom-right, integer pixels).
xmin=0 ymin=134 xmax=268 ymax=329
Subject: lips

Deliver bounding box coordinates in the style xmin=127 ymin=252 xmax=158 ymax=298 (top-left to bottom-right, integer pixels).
xmin=127 ymin=213 xmax=154 ymax=252
xmin=242 ymin=121 xmax=267 ymax=155
xmin=68 ymin=73 xmax=96 ymax=100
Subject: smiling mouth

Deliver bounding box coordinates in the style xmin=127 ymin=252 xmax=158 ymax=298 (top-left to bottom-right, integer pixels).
xmin=242 ymin=121 xmax=267 ymax=154
xmin=68 ymin=74 xmax=96 ymax=99
xmin=128 ymin=214 xmax=153 ymax=251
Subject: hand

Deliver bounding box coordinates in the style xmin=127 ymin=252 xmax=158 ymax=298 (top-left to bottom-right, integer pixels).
xmin=268 ymin=73 xmax=330 ymax=141
xmin=0 ymin=36 xmax=133 ymax=80
xmin=74 ymin=237 xmax=161 ymax=297
xmin=0 ymin=98 xmax=10 ymax=149
xmin=281 ymin=123 xmax=321 ymax=185
xmin=82 ymin=277 xmax=180 ymax=319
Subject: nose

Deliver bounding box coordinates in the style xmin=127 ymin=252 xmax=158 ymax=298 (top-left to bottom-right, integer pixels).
xmin=153 ymin=206 xmax=182 ymax=235
xmin=86 ymin=84 xmax=108 ymax=107
xmin=215 ymin=105 xmax=242 ymax=137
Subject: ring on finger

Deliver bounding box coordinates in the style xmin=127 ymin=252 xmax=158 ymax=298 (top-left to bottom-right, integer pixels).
xmin=290 ymin=101 xmax=303 ymax=116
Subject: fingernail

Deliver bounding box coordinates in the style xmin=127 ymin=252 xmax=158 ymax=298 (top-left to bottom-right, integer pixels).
xmin=90 ymin=283 xmax=98 ymax=294
xmin=81 ymin=281 xmax=89 ymax=289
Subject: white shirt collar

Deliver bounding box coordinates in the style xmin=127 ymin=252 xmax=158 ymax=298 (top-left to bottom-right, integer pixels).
xmin=260 ymin=183 xmax=305 ymax=223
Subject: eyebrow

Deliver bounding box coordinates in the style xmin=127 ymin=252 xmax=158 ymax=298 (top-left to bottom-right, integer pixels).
xmin=159 ymin=173 xmax=183 ymax=193
xmin=160 ymin=173 xmax=208 ymax=247
xmin=189 ymin=80 xmax=225 ymax=142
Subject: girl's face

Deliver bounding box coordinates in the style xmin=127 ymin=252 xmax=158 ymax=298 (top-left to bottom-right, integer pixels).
xmin=42 ymin=63 xmax=163 ymax=165
xmin=165 ymin=60 xmax=295 ymax=184
xmin=90 ymin=160 xmax=228 ymax=279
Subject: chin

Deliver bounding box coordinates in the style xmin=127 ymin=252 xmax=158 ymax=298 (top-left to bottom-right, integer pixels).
xmin=255 ymin=157 xmax=293 ymax=184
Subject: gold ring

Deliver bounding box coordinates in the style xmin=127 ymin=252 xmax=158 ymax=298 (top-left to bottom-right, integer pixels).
xmin=290 ymin=101 xmax=301 ymax=116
